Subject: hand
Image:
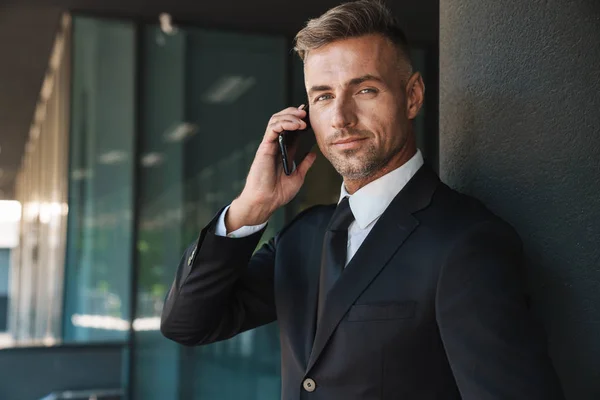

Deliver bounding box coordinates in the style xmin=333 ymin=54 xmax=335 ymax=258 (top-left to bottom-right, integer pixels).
xmin=225 ymin=105 xmax=317 ymax=232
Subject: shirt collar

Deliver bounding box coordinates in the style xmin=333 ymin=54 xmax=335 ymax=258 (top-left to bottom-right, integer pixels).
xmin=338 ymin=149 xmax=425 ymax=229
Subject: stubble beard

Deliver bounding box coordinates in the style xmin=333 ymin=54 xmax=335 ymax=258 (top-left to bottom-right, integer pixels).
xmin=328 ymin=135 xmax=409 ymax=181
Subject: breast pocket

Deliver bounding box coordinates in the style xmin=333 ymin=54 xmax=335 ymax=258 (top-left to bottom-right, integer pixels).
xmin=347 ymin=301 xmax=416 ymax=322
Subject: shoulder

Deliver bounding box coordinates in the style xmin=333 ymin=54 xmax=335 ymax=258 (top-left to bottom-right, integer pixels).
xmin=424 ymin=182 xmax=521 ymax=244
xmin=431 ymin=187 xmax=525 ymax=289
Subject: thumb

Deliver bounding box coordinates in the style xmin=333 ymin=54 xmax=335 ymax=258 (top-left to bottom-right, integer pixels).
xmin=295 ymin=152 xmax=317 ymax=180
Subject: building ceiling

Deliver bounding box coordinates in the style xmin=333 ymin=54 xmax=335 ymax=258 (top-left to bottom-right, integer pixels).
xmin=0 ymin=0 xmax=438 ymax=199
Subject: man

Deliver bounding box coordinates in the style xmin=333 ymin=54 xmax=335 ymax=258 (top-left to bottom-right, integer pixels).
xmin=161 ymin=1 xmax=564 ymax=398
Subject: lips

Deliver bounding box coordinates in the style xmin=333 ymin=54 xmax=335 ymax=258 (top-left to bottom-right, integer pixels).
xmin=331 ymin=137 xmax=367 ymax=150
xmin=332 ymin=137 xmax=366 ymax=145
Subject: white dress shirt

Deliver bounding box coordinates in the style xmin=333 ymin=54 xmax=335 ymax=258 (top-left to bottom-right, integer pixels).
xmin=216 ymin=149 xmax=425 ymax=266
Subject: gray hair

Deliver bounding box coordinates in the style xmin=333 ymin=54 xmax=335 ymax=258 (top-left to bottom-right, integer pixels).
xmin=294 ymin=0 xmax=412 ymax=73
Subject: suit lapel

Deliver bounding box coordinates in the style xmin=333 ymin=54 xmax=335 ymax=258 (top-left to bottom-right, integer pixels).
xmin=277 ymin=205 xmax=334 ymax=369
xmin=306 ymin=165 xmax=440 ymax=372
xmin=302 ymin=207 xmax=334 ymax=364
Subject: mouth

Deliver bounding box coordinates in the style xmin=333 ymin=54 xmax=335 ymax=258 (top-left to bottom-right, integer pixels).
xmin=331 ymin=137 xmax=367 ymax=150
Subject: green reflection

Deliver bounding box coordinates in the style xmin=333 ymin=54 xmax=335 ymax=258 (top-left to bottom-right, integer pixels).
xmin=132 ymin=25 xmax=287 ymax=400
xmin=63 ymin=16 xmax=135 ymax=343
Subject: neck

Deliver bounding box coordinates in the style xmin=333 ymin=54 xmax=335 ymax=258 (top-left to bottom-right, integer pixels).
xmin=343 ymin=139 xmax=416 ymax=195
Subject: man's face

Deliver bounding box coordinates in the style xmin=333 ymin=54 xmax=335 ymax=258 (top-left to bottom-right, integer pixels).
xmin=304 ymin=34 xmax=423 ymax=181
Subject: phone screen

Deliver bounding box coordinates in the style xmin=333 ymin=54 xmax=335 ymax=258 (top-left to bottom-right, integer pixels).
xmin=278 ymin=107 xmax=316 ymax=175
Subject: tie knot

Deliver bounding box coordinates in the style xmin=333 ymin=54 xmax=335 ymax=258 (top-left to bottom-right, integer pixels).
xmin=328 ymin=197 xmax=355 ymax=231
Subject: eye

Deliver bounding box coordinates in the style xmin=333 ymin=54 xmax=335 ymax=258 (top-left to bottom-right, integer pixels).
xmin=359 ymin=88 xmax=377 ymax=94
xmin=314 ymin=94 xmax=333 ymax=102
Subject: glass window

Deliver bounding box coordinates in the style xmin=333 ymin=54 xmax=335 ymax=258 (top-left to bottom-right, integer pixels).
xmin=132 ymin=26 xmax=287 ymax=400
xmin=63 ymin=17 xmax=135 ymax=343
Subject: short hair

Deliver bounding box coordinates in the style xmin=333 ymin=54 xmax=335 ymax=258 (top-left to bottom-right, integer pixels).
xmin=294 ymin=0 xmax=412 ymax=72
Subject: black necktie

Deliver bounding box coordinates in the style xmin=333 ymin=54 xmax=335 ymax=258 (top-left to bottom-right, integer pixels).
xmin=316 ymin=197 xmax=355 ymax=325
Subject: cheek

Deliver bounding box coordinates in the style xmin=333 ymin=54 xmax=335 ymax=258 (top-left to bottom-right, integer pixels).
xmin=363 ymin=109 xmax=404 ymax=148
xmin=311 ymin=115 xmax=331 ymax=146
xmin=361 ymin=112 xmax=388 ymax=139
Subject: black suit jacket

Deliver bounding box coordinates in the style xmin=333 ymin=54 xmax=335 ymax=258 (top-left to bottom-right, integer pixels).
xmin=161 ymin=166 xmax=564 ymax=400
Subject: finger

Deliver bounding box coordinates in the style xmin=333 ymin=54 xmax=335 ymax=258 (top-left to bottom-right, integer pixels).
xmin=294 ymin=152 xmax=317 ymax=179
xmin=264 ymin=119 xmax=307 ymax=142
xmin=273 ymin=105 xmax=307 ymax=118
xmin=268 ymin=118 xmax=307 ymax=131
xmin=269 ymin=109 xmax=307 ymax=126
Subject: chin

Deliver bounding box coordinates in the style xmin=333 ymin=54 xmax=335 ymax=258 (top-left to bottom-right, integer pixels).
xmin=336 ymin=162 xmax=376 ymax=180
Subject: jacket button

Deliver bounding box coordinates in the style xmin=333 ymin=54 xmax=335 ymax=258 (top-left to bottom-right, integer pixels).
xmin=303 ymin=378 xmax=316 ymax=392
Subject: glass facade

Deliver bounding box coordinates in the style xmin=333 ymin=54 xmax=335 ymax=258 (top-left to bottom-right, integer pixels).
xmin=132 ymin=25 xmax=288 ymax=400
xmin=63 ymin=17 xmax=136 ymax=343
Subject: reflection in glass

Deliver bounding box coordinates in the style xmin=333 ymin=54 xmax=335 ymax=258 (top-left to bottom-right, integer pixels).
xmin=63 ymin=17 xmax=135 ymax=343
xmin=132 ymin=26 xmax=286 ymax=400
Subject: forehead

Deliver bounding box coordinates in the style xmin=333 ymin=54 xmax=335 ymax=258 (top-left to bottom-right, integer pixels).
xmin=304 ymin=35 xmax=397 ymax=83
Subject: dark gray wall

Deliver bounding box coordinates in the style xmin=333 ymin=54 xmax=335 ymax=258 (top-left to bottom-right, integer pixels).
xmin=0 ymin=343 xmax=124 ymax=400
xmin=440 ymin=0 xmax=600 ymax=399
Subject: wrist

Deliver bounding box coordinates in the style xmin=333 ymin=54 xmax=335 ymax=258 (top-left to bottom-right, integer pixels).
xmin=226 ymin=197 xmax=272 ymax=232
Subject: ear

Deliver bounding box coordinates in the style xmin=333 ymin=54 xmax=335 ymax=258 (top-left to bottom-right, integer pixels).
xmin=405 ymin=72 xmax=425 ymax=120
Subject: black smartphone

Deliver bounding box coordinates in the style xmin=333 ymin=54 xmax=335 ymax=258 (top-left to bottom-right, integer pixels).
xmin=278 ymin=106 xmax=317 ymax=175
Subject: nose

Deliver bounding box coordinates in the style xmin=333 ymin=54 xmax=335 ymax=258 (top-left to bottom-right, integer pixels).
xmin=331 ymin=98 xmax=357 ymax=130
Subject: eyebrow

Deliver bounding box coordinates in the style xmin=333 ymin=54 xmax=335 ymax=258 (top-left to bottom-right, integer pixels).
xmin=308 ymin=74 xmax=385 ymax=96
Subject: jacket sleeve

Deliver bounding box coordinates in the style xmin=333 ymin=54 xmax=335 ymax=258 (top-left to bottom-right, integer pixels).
xmin=436 ymin=219 xmax=565 ymax=400
xmin=160 ymin=210 xmax=277 ymax=346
